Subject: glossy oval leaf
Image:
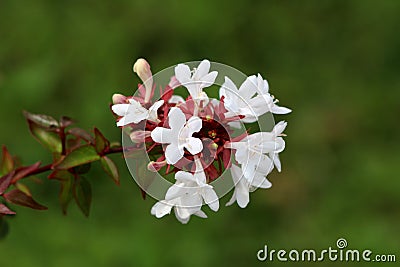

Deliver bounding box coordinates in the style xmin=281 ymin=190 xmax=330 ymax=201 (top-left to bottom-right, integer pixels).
xmin=55 ymin=145 xmax=100 ymax=170
xmin=27 ymin=120 xmax=62 ymax=153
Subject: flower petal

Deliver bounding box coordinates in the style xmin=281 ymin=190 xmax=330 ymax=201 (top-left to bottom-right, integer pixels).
xmin=175 ymin=171 xmax=196 ymax=184
xmin=186 ymin=116 xmax=202 ymax=135
xmin=165 ymin=143 xmax=184 ymax=164
xmin=271 ymin=105 xmax=292 ymax=114
xmin=200 ymin=71 xmax=218 ymax=88
xmin=238 ymin=75 xmax=258 ymax=100
xmin=111 ymin=103 xmax=130 ymax=117
xmin=193 ymin=59 xmax=210 ymax=79
xmin=202 ymin=187 xmax=219 ymax=211
xmin=175 ymin=63 xmax=191 ymax=84
xmin=151 ymin=127 xmax=173 ymax=144
xmin=151 ymin=201 xmax=173 ymax=218
xmin=168 ymin=107 xmax=186 ymax=130
xmin=185 ymin=137 xmax=203 ymax=155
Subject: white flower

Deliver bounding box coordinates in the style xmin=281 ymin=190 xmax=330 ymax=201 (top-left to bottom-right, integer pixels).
xmin=220 ymin=74 xmax=291 ymax=123
xmin=112 ymin=99 xmax=164 ymax=126
xmin=151 ymin=158 xmax=219 ymax=223
xmin=175 ymin=59 xmax=218 ymax=104
xmin=226 ymin=164 xmax=271 ymax=208
xmin=226 ymin=121 xmax=287 ymax=182
xmin=151 ymin=107 xmax=203 ymax=164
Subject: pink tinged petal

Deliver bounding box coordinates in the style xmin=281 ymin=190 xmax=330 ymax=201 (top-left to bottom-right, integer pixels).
xmin=185 ymin=137 xmax=203 ymax=155
xmin=202 ymin=187 xmax=219 ymax=211
xmin=112 ymin=93 xmax=127 ymax=104
xmin=175 ymin=64 xmax=191 ymax=84
xmin=186 ymin=116 xmax=202 ymax=134
xmin=271 ymin=105 xmax=292 ymax=114
xmin=168 ymin=107 xmax=186 ymax=130
xmin=151 ymin=201 xmax=173 ymax=218
xmin=193 ymin=59 xmax=211 ymax=79
xmin=238 ymin=75 xmax=258 ymax=100
xmin=165 ymin=143 xmax=184 ymax=164
xmin=151 ymin=127 xmax=173 ymax=144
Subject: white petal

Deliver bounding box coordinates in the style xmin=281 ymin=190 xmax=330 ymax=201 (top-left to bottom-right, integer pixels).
xmin=111 ymin=104 xmax=130 ymax=116
xmin=225 ymin=192 xmax=237 ymax=207
xmin=251 ymin=175 xmax=272 ymax=189
xmin=271 ymin=105 xmax=292 ymax=114
xmin=202 ymin=188 xmax=219 ymax=211
xmin=165 ymin=143 xmax=184 ymax=164
xmin=271 ymin=153 xmax=281 ymax=172
xmin=193 ymin=59 xmax=210 ymax=79
xmin=175 ymin=171 xmax=196 ymax=184
xmin=238 ymin=75 xmax=258 ymax=100
xmin=165 ymin=183 xmax=194 ymax=200
xmin=168 ymin=95 xmax=185 ymax=104
xmin=229 ymin=165 xmax=250 ymax=208
xmin=186 ymin=116 xmax=202 ymax=135
xmin=151 ymin=127 xmax=173 ymax=144
xmin=175 ymin=64 xmax=191 ymax=84
xmin=151 ymin=201 xmax=173 ymax=218
xmin=149 ymin=100 xmax=164 ymax=113
xmin=194 ymin=210 xmax=207 ymax=218
xmin=168 ymin=107 xmax=186 ymax=130
xmin=185 ymin=137 xmax=203 ymax=155
xmin=273 ymin=121 xmax=287 ymax=135
xmin=200 ymin=71 xmax=218 ymax=88
xmin=220 ymin=76 xmax=238 ymax=102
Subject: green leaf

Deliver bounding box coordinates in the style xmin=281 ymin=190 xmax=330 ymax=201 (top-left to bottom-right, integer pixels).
xmin=0 ymin=217 xmax=10 ymax=240
xmin=15 ymin=182 xmax=32 ymax=197
xmin=59 ymin=173 xmax=74 ymax=215
xmin=55 ymin=145 xmax=100 ymax=170
xmin=100 ymin=156 xmax=120 ymax=185
xmin=23 ymin=111 xmax=59 ymax=129
xmin=0 ymin=146 xmax=14 ymax=176
xmin=72 ymin=163 xmax=91 ymax=174
xmin=3 ymin=189 xmax=47 ymax=210
xmin=73 ymin=176 xmax=91 ymax=217
xmin=94 ymin=128 xmax=109 ymax=154
xmin=26 ymin=120 xmax=62 ymax=153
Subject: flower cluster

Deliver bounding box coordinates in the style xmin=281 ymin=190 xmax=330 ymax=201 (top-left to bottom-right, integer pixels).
xmin=111 ymin=59 xmax=291 ymax=223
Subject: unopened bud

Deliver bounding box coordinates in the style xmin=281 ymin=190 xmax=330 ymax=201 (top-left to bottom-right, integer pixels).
xmin=133 ymin=58 xmax=153 ymax=103
xmin=147 ymin=160 xmax=167 ymax=172
xmin=112 ymin=93 xmax=128 ymax=104
xmin=130 ymin=130 xmax=151 ymax=143
xmin=168 ymin=76 xmax=180 ymax=89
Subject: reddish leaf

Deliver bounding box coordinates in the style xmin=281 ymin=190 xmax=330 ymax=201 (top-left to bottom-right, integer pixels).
xmin=11 ymin=162 xmax=41 ymax=184
xmin=3 ymin=189 xmax=47 ymax=210
xmin=0 ymin=172 xmax=14 ymax=195
xmin=55 ymin=145 xmax=100 ymax=170
xmin=59 ymin=116 xmax=74 ymax=128
xmin=0 ymin=146 xmax=14 ymax=176
xmin=100 ymin=156 xmax=120 ymax=185
xmin=73 ymin=177 xmax=91 ymax=217
xmin=0 ymin=203 xmax=16 ymax=215
xmin=68 ymin=128 xmax=94 ymax=142
xmin=15 ymin=182 xmax=32 ymax=197
xmin=94 ymin=128 xmax=110 ymax=154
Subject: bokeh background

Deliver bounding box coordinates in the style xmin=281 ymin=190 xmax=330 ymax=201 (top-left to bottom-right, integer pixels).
xmin=1 ymin=1 xmax=399 ymax=266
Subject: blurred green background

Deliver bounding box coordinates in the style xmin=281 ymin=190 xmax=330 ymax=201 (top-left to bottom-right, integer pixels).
xmin=1 ymin=0 xmax=399 ymax=266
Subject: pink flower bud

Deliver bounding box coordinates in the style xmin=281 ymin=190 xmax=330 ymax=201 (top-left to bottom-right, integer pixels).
xmin=147 ymin=160 xmax=167 ymax=172
xmin=112 ymin=93 xmax=128 ymax=104
xmin=130 ymin=130 xmax=151 ymax=143
xmin=168 ymin=76 xmax=181 ymax=89
xmin=133 ymin=58 xmax=153 ymax=103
